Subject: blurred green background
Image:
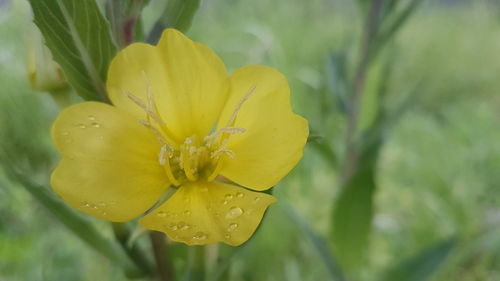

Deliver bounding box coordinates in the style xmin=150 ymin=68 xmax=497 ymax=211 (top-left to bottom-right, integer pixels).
xmin=2 ymin=0 xmax=500 ymax=280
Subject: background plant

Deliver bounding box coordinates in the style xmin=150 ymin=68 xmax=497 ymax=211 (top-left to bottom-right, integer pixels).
xmin=1 ymin=0 xmax=500 ymax=280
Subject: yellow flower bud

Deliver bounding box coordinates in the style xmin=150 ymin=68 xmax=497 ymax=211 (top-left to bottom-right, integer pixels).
xmin=26 ymin=24 xmax=68 ymax=92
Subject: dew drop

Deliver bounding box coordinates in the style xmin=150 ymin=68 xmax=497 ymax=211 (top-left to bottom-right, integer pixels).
xmin=224 ymin=194 xmax=234 ymax=200
xmin=192 ymin=232 xmax=207 ymax=240
xmin=157 ymin=211 xmax=167 ymax=217
xmin=227 ymin=223 xmax=238 ymax=232
xmin=82 ymin=201 xmax=90 ymax=207
xmin=90 ymin=204 xmax=98 ymax=209
xmin=77 ymin=123 xmax=86 ymax=129
xmin=62 ymin=131 xmax=70 ymax=136
xmin=169 ymin=223 xmax=178 ymax=231
xmin=254 ymin=197 xmax=261 ymax=203
xmin=183 ymin=210 xmax=191 ymax=216
xmin=226 ymin=207 xmax=244 ymax=219
xmin=101 ymin=211 xmax=107 ymax=216
xmin=236 ymin=192 xmax=244 ymax=198
xmin=222 ymin=200 xmax=228 ymax=205
xmin=225 ymin=234 xmax=231 ymax=239
xmin=88 ymin=115 xmax=96 ymax=121
xmin=177 ymin=222 xmax=187 ymax=230
xmin=91 ymin=122 xmax=101 ymax=128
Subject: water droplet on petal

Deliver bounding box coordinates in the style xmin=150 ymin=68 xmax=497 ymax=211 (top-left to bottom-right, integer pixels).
xmin=91 ymin=122 xmax=100 ymax=128
xmin=224 ymin=194 xmax=234 ymax=200
xmin=236 ymin=192 xmax=244 ymax=198
xmin=222 ymin=200 xmax=228 ymax=205
xmin=225 ymin=234 xmax=231 ymax=239
xmin=180 ymin=224 xmax=190 ymax=230
xmin=226 ymin=207 xmax=244 ymax=219
xmin=88 ymin=115 xmax=96 ymax=121
xmin=62 ymin=131 xmax=70 ymax=136
xmin=101 ymin=211 xmax=107 ymax=216
xmin=169 ymin=223 xmax=178 ymax=231
xmin=193 ymin=232 xmax=207 ymax=240
xmin=157 ymin=211 xmax=167 ymax=217
xmin=254 ymin=197 xmax=261 ymax=203
xmin=177 ymin=222 xmax=187 ymax=229
xmin=183 ymin=210 xmax=191 ymax=216
xmin=77 ymin=124 xmax=86 ymax=129
xmin=227 ymin=223 xmax=238 ymax=232
xmin=82 ymin=201 xmax=90 ymax=207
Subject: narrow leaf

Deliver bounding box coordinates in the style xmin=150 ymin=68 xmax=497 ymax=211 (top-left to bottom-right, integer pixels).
xmin=6 ymin=168 xmax=141 ymax=275
xmin=331 ymin=138 xmax=382 ymax=272
xmin=381 ymin=237 xmax=457 ymax=281
xmin=147 ymin=0 xmax=200 ymax=44
xmin=284 ymin=203 xmax=346 ymax=281
xmin=29 ymin=0 xmax=117 ymax=101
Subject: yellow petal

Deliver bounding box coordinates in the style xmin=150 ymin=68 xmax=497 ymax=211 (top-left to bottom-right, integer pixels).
xmin=107 ymin=29 xmax=229 ymax=142
xmin=51 ymin=102 xmax=168 ymax=222
xmin=139 ymin=181 xmax=276 ymax=246
xmin=217 ymin=65 xmax=309 ymax=191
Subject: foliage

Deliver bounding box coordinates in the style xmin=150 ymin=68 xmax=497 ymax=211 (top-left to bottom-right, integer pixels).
xmin=1 ymin=0 xmax=500 ymax=280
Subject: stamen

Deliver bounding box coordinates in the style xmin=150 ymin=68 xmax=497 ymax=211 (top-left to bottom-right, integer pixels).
xmin=181 ymin=137 xmax=198 ymax=181
xmin=210 ymin=139 xmax=235 ymax=159
xmin=138 ymin=119 xmax=170 ymax=146
xmin=125 ymin=90 xmax=166 ymax=128
xmin=159 ymin=145 xmax=181 ymax=186
xmin=207 ymin=158 xmax=224 ymax=182
xmin=124 ymin=90 xmax=147 ymax=111
xmin=225 ymin=85 xmax=256 ymax=127
xmin=123 ymin=72 xmax=180 ymax=145
xmin=204 ymin=127 xmax=246 ymax=141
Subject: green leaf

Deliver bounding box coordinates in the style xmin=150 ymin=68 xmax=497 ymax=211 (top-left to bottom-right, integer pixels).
xmin=6 ymin=169 xmax=141 ymax=276
xmin=326 ymin=52 xmax=349 ymax=114
xmin=29 ymin=0 xmax=117 ymax=101
xmin=284 ymin=203 xmax=346 ymax=281
xmin=381 ymin=237 xmax=457 ymax=281
xmin=374 ymin=0 xmax=422 ymax=56
xmin=147 ymin=0 xmax=200 ymax=44
xmin=331 ymin=137 xmax=382 ymax=272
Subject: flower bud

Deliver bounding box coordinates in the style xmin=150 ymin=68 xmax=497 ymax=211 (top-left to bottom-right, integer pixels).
xmin=26 ymin=24 xmax=68 ymax=92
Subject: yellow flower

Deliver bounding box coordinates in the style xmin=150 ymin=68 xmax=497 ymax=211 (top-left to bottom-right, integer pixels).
xmin=51 ymin=29 xmax=308 ymax=246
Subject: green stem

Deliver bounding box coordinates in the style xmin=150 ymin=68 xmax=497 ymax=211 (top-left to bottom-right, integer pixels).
xmin=150 ymin=231 xmax=176 ymax=281
xmin=185 ymin=246 xmax=206 ymax=281
xmin=342 ymin=0 xmax=384 ymax=185
xmin=49 ymin=87 xmax=72 ymax=109
xmin=112 ymin=222 xmax=154 ymax=278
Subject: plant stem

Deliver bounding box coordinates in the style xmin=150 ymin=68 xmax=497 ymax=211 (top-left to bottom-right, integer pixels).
xmin=185 ymin=246 xmax=206 ymax=281
xmin=342 ymin=0 xmax=384 ymax=185
xmin=112 ymin=222 xmax=154 ymax=277
xmin=150 ymin=231 xmax=176 ymax=281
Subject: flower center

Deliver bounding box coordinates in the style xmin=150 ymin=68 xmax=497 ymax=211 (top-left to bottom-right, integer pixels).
xmin=124 ymin=71 xmax=256 ymax=186
xmin=158 ymin=130 xmax=241 ymax=185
